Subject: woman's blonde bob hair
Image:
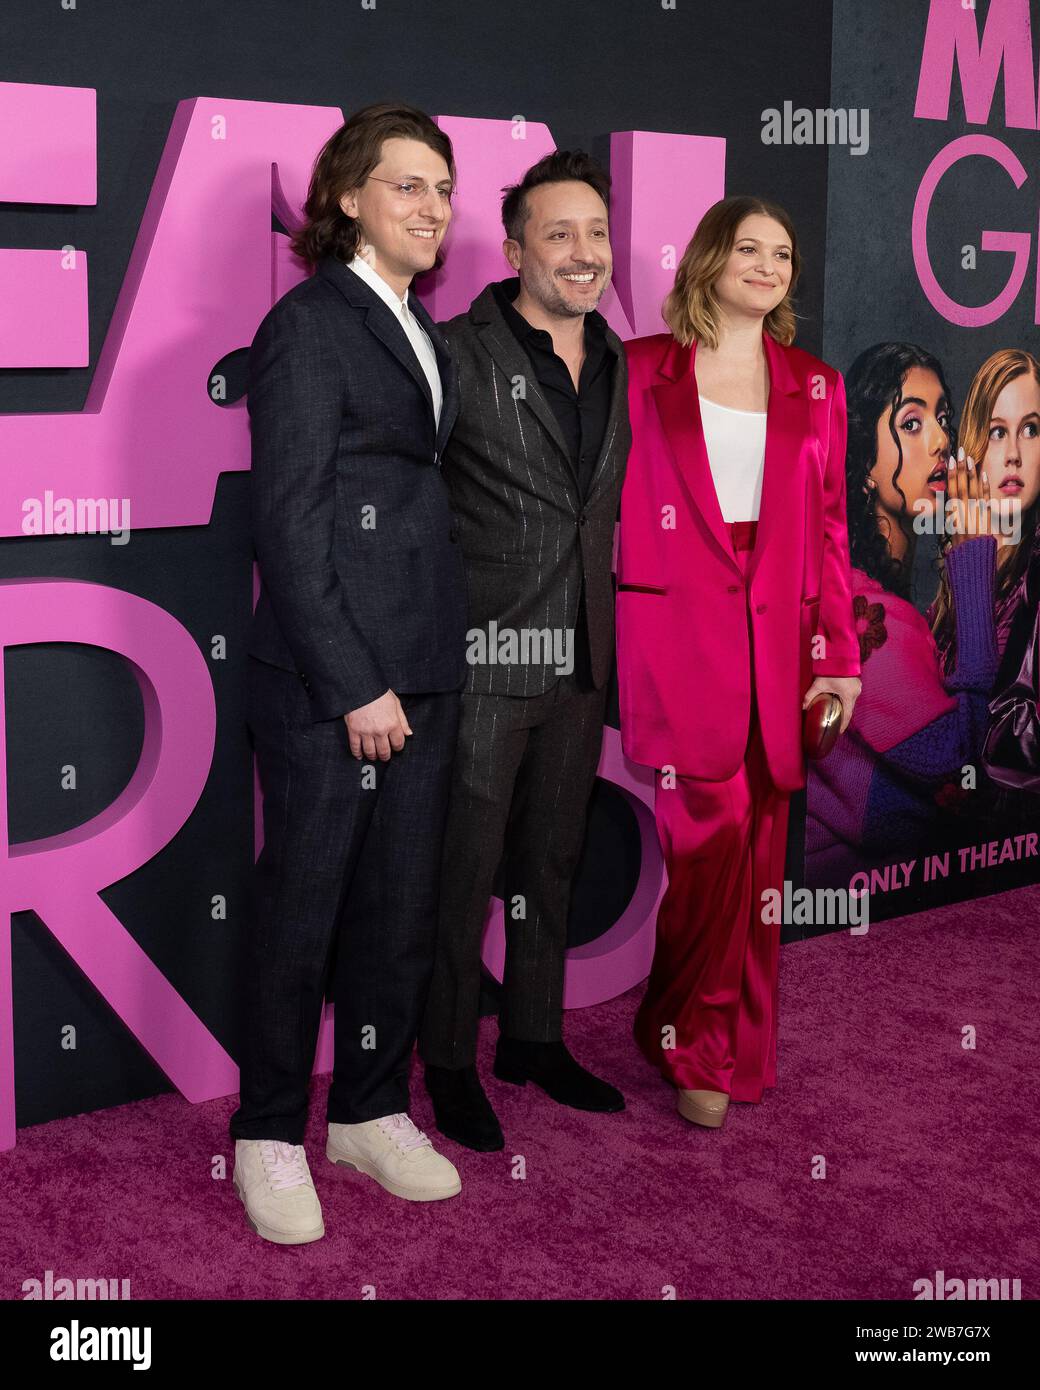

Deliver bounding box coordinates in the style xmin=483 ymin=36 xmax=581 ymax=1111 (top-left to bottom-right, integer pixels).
xmin=663 ymin=195 xmax=802 ymax=350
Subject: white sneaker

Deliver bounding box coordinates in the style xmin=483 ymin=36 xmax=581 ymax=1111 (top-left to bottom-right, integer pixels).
xmin=327 ymin=1113 xmax=462 ymax=1202
xmin=233 ymin=1138 xmax=325 ymax=1244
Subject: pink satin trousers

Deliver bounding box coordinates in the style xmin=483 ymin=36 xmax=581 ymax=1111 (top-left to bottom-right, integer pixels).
xmin=633 ymin=521 xmax=792 ymax=1101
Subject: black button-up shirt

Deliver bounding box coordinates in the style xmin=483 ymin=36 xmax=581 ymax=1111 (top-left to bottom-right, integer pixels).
xmin=491 ymin=277 xmax=614 ymax=501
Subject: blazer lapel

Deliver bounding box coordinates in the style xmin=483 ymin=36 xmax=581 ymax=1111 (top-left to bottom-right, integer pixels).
xmin=747 ymin=330 xmax=803 ymax=581
xmin=364 ymin=309 xmax=435 ymax=418
xmin=651 ymin=331 xmax=802 ymax=577
xmin=584 ymin=330 xmax=628 ymax=508
xmin=652 ymin=338 xmax=737 ymax=572
xmin=469 ymin=284 xmax=578 ymax=494
xmin=477 ymin=319 xmax=574 ymax=471
xmin=317 ymin=255 xmax=439 ymax=435
xmin=411 ymin=292 xmax=459 ymax=454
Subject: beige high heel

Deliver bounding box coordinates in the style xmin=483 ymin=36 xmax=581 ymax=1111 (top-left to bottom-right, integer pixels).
xmin=677 ymin=1089 xmax=730 ymax=1128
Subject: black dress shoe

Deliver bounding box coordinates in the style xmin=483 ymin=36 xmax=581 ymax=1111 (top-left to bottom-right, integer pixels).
xmin=424 ymin=1064 xmax=504 ymax=1152
xmin=492 ymin=1037 xmax=625 ymax=1113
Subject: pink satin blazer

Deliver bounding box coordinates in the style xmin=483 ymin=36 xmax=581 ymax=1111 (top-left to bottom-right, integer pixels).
xmin=615 ymin=330 xmax=860 ymax=793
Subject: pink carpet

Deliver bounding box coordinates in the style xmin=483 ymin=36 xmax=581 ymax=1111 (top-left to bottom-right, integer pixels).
xmin=5 ymin=885 xmax=1038 ymax=1300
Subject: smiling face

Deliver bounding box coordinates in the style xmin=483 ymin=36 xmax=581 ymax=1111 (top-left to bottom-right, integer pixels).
xmin=983 ymin=372 xmax=1040 ymax=513
xmin=338 ymin=136 xmax=453 ymax=291
xmin=712 ymin=214 xmax=793 ymax=322
xmin=869 ymin=366 xmax=951 ymax=544
xmin=504 ymin=179 xmax=612 ymax=318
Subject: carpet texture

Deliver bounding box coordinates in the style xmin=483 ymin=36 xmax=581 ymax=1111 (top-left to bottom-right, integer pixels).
xmin=4 ymin=885 xmax=1037 ymax=1300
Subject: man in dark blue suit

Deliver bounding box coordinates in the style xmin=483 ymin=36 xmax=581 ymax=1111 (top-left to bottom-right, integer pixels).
xmin=229 ymin=105 xmax=468 ymax=1242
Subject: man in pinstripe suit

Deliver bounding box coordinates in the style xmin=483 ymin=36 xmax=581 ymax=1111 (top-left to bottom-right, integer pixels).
xmin=419 ymin=152 xmax=631 ymax=1151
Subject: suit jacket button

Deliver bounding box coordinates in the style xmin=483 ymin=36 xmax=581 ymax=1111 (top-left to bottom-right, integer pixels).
xmin=578 ymin=513 xmax=588 ymax=525
xmin=756 ymin=603 xmax=767 ymax=614
xmin=727 ymin=584 xmax=741 ymax=594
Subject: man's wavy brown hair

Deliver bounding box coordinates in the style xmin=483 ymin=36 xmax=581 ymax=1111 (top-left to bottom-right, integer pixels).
xmin=290 ymin=102 xmax=455 ymax=271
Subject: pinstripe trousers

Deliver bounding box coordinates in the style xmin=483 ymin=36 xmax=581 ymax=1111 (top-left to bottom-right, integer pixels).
xmin=419 ymin=670 xmax=608 ymax=1068
xmin=230 ymin=658 xmax=460 ymax=1141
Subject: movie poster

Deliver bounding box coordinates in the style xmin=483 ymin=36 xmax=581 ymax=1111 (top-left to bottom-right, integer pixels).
xmin=805 ymin=0 xmax=1040 ymax=922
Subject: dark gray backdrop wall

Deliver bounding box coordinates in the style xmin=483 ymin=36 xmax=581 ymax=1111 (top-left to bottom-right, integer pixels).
xmin=1 ymin=0 xmax=835 ymax=1126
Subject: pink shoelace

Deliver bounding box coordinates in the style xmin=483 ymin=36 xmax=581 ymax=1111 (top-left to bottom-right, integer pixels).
xmin=259 ymin=1140 xmax=311 ymax=1190
xmin=377 ymin=1113 xmax=433 ymax=1154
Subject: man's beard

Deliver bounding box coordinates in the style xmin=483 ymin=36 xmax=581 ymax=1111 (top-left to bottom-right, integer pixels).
xmin=533 ymin=265 xmax=606 ymax=316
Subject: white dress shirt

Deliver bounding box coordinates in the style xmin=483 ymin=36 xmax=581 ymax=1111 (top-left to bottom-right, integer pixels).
xmin=347 ymin=252 xmax=443 ymax=428
xmin=698 ymin=394 xmax=767 ymax=523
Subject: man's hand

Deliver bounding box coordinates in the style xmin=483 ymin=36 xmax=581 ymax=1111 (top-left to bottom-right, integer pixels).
xmin=802 ymin=675 xmax=862 ymax=734
xmin=344 ymin=689 xmax=412 ymax=761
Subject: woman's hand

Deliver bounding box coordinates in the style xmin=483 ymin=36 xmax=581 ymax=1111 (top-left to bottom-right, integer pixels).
xmin=802 ymin=675 xmax=862 ymax=734
xmin=945 ymin=447 xmax=994 ymax=548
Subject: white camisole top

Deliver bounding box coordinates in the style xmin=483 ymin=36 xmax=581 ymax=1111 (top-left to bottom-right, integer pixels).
xmin=698 ymin=394 xmax=767 ymax=523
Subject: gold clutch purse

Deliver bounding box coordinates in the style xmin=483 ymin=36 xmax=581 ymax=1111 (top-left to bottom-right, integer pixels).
xmin=802 ymin=692 xmax=844 ymax=761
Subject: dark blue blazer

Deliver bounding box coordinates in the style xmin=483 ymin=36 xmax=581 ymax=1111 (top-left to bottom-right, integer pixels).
xmin=246 ymin=253 xmax=468 ymax=719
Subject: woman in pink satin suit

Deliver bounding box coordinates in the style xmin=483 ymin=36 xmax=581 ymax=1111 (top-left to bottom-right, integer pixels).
xmin=616 ymin=196 xmax=862 ymax=1128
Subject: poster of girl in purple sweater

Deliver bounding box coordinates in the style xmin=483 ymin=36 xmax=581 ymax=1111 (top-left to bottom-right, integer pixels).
xmin=930 ymin=350 xmax=1040 ymax=672
xmin=805 ymin=342 xmax=1040 ymax=903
